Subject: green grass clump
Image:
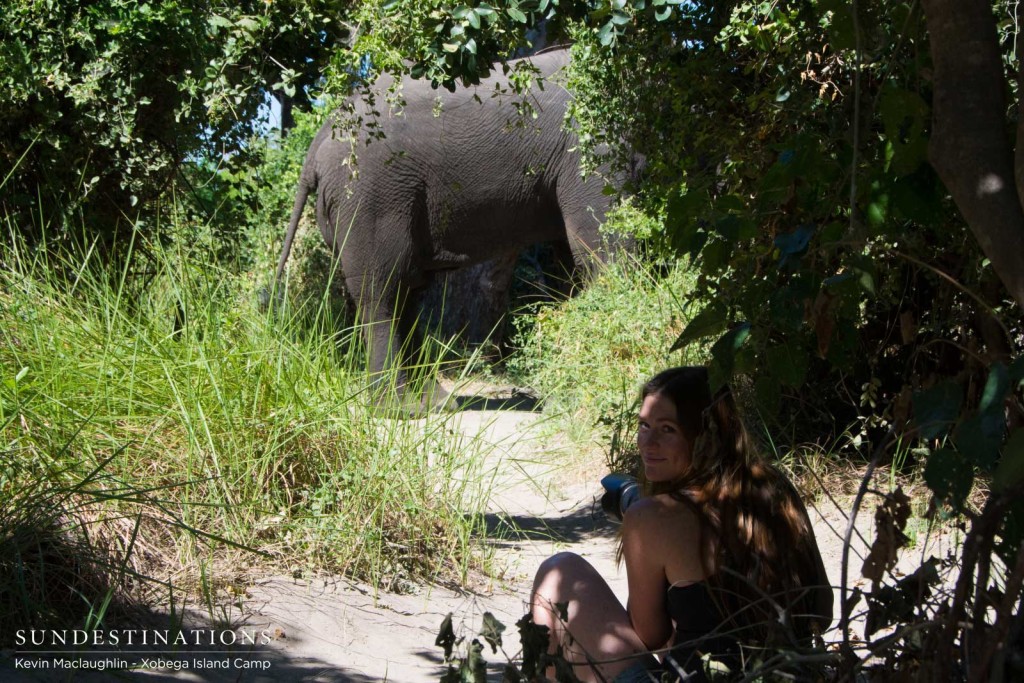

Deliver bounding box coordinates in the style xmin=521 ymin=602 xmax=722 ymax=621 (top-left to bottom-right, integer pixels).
xmin=508 ymin=256 xmax=705 ymax=458
xmin=0 ymin=229 xmax=492 ymax=640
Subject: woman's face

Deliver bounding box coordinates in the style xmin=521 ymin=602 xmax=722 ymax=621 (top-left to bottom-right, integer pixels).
xmin=637 ymin=392 xmax=692 ymax=482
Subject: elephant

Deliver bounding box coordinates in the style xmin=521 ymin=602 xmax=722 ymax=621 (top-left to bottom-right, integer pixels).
xmin=275 ymin=47 xmax=635 ymax=407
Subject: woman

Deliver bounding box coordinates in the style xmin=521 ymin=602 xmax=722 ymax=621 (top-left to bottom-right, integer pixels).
xmin=530 ymin=367 xmax=833 ymax=682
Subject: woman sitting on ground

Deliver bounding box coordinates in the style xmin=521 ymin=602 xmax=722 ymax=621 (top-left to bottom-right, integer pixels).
xmin=531 ymin=366 xmax=833 ymax=682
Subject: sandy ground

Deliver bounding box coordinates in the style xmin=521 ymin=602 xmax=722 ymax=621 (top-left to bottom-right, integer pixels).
xmin=1 ymin=390 xmax=961 ymax=682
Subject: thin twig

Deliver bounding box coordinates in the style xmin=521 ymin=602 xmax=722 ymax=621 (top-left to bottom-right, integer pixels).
xmin=795 ymin=450 xmax=871 ymax=560
xmin=848 ymin=0 xmax=862 ymax=236
xmin=935 ymin=495 xmax=1005 ymax=679
xmin=838 ymin=426 xmax=895 ymax=664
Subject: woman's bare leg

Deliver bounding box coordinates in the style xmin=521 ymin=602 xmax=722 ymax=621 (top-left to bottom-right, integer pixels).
xmin=531 ymin=552 xmax=652 ymax=682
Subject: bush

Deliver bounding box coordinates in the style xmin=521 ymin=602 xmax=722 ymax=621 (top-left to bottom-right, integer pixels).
xmin=508 ymin=256 xmax=703 ymax=459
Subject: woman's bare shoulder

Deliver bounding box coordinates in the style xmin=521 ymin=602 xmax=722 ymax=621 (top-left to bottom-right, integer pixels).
xmin=624 ymin=493 xmax=701 ymax=532
xmin=624 ymin=493 xmax=706 ymax=582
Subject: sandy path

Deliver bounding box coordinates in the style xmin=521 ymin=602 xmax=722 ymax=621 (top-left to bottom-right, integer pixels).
xmin=2 ymin=399 xmax=959 ymax=682
xmin=224 ymin=408 xmax=628 ymax=682
xmin=187 ymin=406 xmax=958 ymax=681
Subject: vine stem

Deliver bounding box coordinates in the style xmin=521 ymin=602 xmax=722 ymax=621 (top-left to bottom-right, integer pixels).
xmin=890 ymin=249 xmax=1011 ymax=341
xmin=848 ymin=0 xmax=862 ymax=235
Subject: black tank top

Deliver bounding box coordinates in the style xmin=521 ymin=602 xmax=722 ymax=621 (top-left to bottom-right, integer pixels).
xmin=665 ymin=582 xmax=740 ymax=677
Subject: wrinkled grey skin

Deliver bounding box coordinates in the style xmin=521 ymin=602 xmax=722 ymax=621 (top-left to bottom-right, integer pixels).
xmin=276 ymin=48 xmax=627 ymax=405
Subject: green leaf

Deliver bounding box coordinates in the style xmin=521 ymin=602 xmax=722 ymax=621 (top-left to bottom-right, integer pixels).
xmin=598 ymin=21 xmax=616 ymax=46
xmin=671 ymin=303 xmax=727 ymax=351
xmin=822 ymin=0 xmax=857 ymax=50
xmin=508 ymin=7 xmax=528 ymax=23
xmin=979 ymin=362 xmax=1010 ymax=414
xmin=209 ymin=15 xmax=232 ymax=29
xmin=880 ymin=86 xmax=929 ymax=176
xmin=708 ymin=323 xmax=752 ymax=391
xmin=819 ymin=222 xmax=845 ymax=244
xmin=913 ymin=380 xmax=962 ymax=441
xmin=436 ymin=613 xmax=456 ymax=660
xmin=774 ymin=225 xmax=813 ymax=258
xmin=467 ymin=10 xmax=480 ymax=29
xmin=1011 ymin=355 xmax=1024 ymax=386
xmin=846 ymin=255 xmax=877 ymax=296
xmin=516 ymin=612 xmax=549 ymax=680
xmin=700 ymin=238 xmax=732 ymax=272
xmin=464 ymin=639 xmax=486 ymax=682
xmin=610 ymin=10 xmax=631 ymax=25
xmin=766 ymin=343 xmax=808 ymax=388
xmin=954 ymin=411 xmax=1004 ymax=472
xmin=892 ymin=171 xmax=943 ymax=226
xmin=867 ymin=196 xmax=888 ymax=228
xmin=480 ymin=612 xmax=505 ymax=653
xmin=954 ymin=363 xmax=1011 ymax=471
xmin=769 ymin=286 xmax=804 ymax=332
xmin=754 ymin=374 xmax=782 ymax=416
xmin=924 ymin=448 xmax=973 ymax=512
xmin=994 ymin=429 xmax=1024 ymax=492
xmin=655 ymin=6 xmax=672 ymax=20
xmin=235 ymin=16 xmax=262 ymax=33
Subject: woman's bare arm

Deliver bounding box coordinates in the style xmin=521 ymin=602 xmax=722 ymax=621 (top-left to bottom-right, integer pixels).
xmin=622 ymin=496 xmax=707 ymax=649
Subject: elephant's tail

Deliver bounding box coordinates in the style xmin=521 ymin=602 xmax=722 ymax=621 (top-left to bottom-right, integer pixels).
xmin=274 ymin=168 xmax=316 ymax=290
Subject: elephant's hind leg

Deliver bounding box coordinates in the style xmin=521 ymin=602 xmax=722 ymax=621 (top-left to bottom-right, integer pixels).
xmin=348 ymin=269 xmax=450 ymax=415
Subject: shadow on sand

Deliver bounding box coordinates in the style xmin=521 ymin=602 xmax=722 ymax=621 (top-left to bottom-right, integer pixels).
xmin=480 ymin=501 xmax=620 ymax=549
xmin=450 ymin=390 xmax=541 ymax=412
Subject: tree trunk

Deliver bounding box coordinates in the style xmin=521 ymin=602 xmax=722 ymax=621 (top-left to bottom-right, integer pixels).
xmin=920 ymin=0 xmax=1024 ymax=310
xmin=275 ymin=90 xmax=295 ymax=137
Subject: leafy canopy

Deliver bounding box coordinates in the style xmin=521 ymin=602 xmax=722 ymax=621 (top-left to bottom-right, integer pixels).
xmin=0 ymin=0 xmax=349 ymax=243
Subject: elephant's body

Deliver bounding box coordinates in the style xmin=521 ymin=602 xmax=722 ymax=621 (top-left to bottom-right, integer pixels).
xmin=276 ymin=48 xmax=622 ymax=400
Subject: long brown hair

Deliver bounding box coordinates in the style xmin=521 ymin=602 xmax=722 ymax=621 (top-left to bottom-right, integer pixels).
xmin=639 ymin=367 xmax=823 ymax=643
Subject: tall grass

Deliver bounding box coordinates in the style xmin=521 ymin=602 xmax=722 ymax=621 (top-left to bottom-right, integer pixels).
xmin=0 ymin=227 xmax=494 ymax=639
xmin=507 ymin=255 xmax=704 ymax=465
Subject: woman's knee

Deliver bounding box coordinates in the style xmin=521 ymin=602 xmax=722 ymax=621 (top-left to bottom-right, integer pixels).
xmin=536 ymin=551 xmax=589 ymax=576
xmin=534 ymin=552 xmax=611 ymax=610
xmin=533 ymin=552 xmax=595 ymax=592
xmin=533 ymin=552 xmax=580 ymax=596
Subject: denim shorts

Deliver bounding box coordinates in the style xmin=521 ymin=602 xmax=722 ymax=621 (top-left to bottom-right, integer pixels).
xmin=612 ymin=654 xmax=663 ymax=683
